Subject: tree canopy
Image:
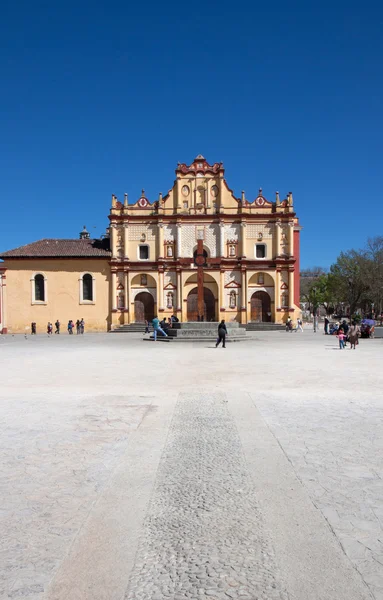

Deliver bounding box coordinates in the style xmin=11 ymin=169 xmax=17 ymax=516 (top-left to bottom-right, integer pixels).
xmin=301 ymin=236 xmax=383 ymax=317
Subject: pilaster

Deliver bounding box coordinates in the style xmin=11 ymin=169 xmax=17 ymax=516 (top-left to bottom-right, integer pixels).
xmin=220 ymin=270 xmax=225 ymax=312
xmin=176 ymin=223 xmax=182 ymax=258
xmin=240 ymin=222 xmax=247 ymax=258
xmin=158 ymin=270 xmax=164 ymax=311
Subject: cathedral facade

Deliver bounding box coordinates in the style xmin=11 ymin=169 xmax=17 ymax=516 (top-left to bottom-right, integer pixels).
xmin=0 ymin=156 xmax=301 ymax=333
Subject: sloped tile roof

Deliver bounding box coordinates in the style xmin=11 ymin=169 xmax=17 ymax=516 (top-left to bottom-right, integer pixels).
xmin=0 ymin=238 xmax=111 ymax=258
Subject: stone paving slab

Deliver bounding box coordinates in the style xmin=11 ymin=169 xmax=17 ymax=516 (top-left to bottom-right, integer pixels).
xmin=1 ymin=333 xmax=382 ymax=599
xmin=124 ymin=392 xmax=288 ymax=600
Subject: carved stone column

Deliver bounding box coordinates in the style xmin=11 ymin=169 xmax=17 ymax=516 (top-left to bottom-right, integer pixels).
xmin=220 ymin=270 xmax=225 ymax=312
xmin=176 ymin=224 xmax=182 ymax=258
xmin=124 ymin=224 xmax=129 ymax=259
xmin=241 ymin=269 xmax=247 ymax=324
xmin=240 ymin=222 xmax=246 ymax=258
xmin=275 ymin=219 xmax=281 ymax=258
xmin=219 ymin=223 xmax=225 ymax=257
xmin=112 ymin=272 xmax=117 ymax=310
xmin=158 ymin=222 xmax=164 ymax=259
xmin=288 ymin=269 xmax=294 ymax=308
xmin=158 ymin=270 xmax=164 ymax=311
xmin=176 ymin=270 xmax=182 ymax=313
xmin=275 ymin=270 xmax=281 ymax=310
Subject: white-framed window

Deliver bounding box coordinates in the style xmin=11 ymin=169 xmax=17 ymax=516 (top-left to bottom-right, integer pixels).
xmin=79 ymin=273 xmax=96 ymax=304
xmin=255 ymin=244 xmax=266 ymax=259
xmin=31 ymin=272 xmax=47 ymax=304
xmin=138 ymin=244 xmax=149 ymax=260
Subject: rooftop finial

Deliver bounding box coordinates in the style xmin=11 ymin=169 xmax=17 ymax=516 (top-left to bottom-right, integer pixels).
xmin=79 ymin=225 xmax=90 ymax=240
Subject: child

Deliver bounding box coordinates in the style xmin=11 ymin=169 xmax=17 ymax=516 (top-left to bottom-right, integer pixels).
xmin=336 ymin=328 xmax=346 ymax=350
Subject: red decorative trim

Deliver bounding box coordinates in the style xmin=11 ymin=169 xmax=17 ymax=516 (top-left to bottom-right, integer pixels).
xmin=176 ymin=156 xmax=224 ymax=176
xmin=224 ymin=281 xmax=241 ymax=289
xmin=108 ymin=212 xmax=296 ymax=222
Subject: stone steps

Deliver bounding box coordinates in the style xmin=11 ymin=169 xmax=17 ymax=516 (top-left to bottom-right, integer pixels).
xmin=241 ymin=323 xmax=285 ymax=331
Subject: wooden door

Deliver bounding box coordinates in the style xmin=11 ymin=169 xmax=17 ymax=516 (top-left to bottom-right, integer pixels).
xmin=134 ymin=292 xmax=154 ymax=322
xmin=250 ymin=291 xmax=271 ymax=322
xmin=187 ymin=287 xmax=216 ymax=321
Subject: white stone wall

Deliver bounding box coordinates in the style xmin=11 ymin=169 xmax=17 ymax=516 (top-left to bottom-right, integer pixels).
xmin=128 ymin=224 xmax=156 ymax=241
xmin=224 ymin=270 xmax=241 ymax=285
xmin=181 ymin=224 xmax=219 ymax=257
xmin=164 ymin=272 xmax=176 ymax=287
xmin=246 ymin=223 xmax=274 ymax=239
xmin=164 ymin=225 xmax=176 ymax=242
xmin=224 ymin=223 xmax=239 ymax=241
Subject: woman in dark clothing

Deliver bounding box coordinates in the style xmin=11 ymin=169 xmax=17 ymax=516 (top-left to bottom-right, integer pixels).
xmin=216 ymin=320 xmax=227 ymax=348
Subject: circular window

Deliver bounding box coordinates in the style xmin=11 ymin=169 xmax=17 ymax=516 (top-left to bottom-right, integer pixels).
xmin=182 ymin=185 xmax=190 ymax=197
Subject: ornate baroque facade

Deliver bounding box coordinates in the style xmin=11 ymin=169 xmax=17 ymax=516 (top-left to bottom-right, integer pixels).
xmin=0 ymin=156 xmax=301 ymax=333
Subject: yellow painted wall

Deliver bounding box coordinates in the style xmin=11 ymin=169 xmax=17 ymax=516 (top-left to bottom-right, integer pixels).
xmin=3 ymin=259 xmax=110 ymax=333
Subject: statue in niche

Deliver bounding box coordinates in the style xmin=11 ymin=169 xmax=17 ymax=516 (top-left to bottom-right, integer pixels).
xmin=230 ymin=290 xmax=236 ymax=309
xmin=229 ymin=245 xmax=236 ymax=257
xmin=167 ymin=245 xmax=173 ymax=257
xmin=258 ymin=273 xmax=264 ymax=285
xmin=141 ymin=274 xmax=147 ymax=286
xmin=167 ymin=292 xmax=174 ymax=308
xmin=118 ymin=293 xmax=125 ymax=309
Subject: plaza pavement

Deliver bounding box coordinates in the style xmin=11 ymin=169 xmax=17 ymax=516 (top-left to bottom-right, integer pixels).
xmin=0 ymin=329 xmax=382 ymax=600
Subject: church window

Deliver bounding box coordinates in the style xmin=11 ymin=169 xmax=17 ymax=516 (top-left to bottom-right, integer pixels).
xmin=34 ymin=274 xmax=45 ymax=302
xmin=82 ymin=274 xmax=93 ymax=301
xmin=139 ymin=245 xmax=149 ymax=260
xmin=255 ymin=244 xmax=266 ymax=259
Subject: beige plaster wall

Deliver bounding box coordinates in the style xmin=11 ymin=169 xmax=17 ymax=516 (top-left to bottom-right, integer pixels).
xmin=3 ymin=259 xmax=111 ymax=333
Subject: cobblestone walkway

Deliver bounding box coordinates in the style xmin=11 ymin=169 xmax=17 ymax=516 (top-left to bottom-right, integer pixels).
xmin=125 ymin=392 xmax=289 ymax=600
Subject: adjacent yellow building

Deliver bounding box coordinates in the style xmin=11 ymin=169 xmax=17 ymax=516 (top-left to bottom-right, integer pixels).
xmin=0 ymin=155 xmax=301 ymax=333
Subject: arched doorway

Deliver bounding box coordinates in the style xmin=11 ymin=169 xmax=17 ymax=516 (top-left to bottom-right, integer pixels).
xmin=134 ymin=292 xmax=154 ymax=322
xmin=250 ymin=291 xmax=271 ymax=322
xmin=187 ymin=287 xmax=216 ymax=322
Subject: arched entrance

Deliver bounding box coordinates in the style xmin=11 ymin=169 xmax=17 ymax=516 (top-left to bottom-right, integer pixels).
xmin=187 ymin=287 xmax=216 ymax=322
xmin=134 ymin=292 xmax=154 ymax=322
xmin=250 ymin=291 xmax=271 ymax=322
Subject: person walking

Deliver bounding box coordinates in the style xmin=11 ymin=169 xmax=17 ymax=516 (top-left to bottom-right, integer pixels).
xmin=324 ymin=317 xmax=329 ymax=335
xmin=47 ymin=322 xmax=53 ymax=335
xmin=336 ymin=328 xmax=346 ymax=350
xmin=55 ymin=319 xmax=60 ymax=334
xmin=216 ymin=319 xmax=227 ymax=348
xmin=80 ymin=318 xmax=85 ymax=334
xmin=342 ymin=320 xmax=349 ymax=346
xmin=31 ymin=322 xmax=37 ymax=335
xmin=152 ymin=316 xmax=168 ymax=341
xmin=348 ymin=321 xmax=360 ymax=350
xmin=76 ymin=319 xmax=80 ymax=334
xmin=67 ymin=320 xmax=73 ymax=335
xmin=144 ymin=319 xmax=150 ymax=334
xmin=296 ymin=318 xmax=303 ymax=332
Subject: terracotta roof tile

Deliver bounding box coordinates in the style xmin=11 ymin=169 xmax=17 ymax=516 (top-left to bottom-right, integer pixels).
xmin=0 ymin=238 xmax=111 ymax=258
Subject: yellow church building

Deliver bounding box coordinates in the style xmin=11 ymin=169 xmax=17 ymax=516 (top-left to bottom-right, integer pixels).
xmin=0 ymin=155 xmax=301 ymax=333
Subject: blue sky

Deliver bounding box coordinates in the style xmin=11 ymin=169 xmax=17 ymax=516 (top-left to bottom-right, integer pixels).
xmin=1 ymin=1 xmax=382 ymax=268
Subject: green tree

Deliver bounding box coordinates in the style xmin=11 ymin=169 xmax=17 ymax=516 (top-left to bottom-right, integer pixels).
xmin=330 ymin=250 xmax=370 ymax=316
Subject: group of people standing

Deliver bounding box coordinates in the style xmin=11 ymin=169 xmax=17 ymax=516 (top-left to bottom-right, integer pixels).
xmin=285 ymin=317 xmax=304 ymax=332
xmin=67 ymin=319 xmax=85 ymax=334
xmin=336 ymin=321 xmax=360 ymax=350
xmin=30 ymin=319 xmax=85 ymax=335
